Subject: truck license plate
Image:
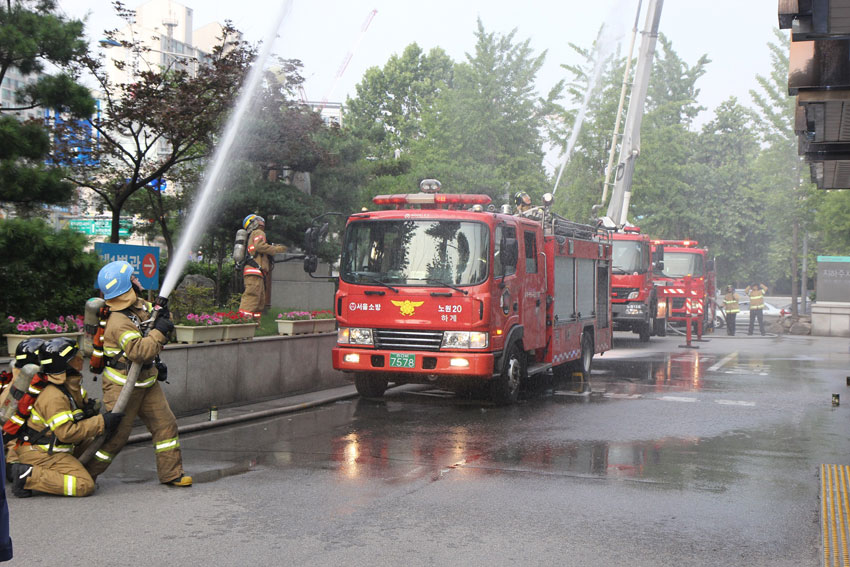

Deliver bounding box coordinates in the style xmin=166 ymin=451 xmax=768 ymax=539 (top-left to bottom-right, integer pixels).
xmin=390 ymin=353 xmax=415 ymax=368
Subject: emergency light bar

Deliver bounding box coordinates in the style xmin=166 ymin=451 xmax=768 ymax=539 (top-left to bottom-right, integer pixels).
xmin=372 ymin=193 xmax=492 ymax=206
xmin=623 ymin=226 xmax=641 ymax=233
xmin=652 ymin=239 xmax=698 ymax=247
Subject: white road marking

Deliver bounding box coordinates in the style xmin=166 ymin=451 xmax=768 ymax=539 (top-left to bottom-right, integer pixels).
xmin=715 ymin=400 xmax=756 ymax=406
xmin=658 ymin=396 xmax=698 ymax=403
xmin=708 ymin=352 xmax=738 ymax=372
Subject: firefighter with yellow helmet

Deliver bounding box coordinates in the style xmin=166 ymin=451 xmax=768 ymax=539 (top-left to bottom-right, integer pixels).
xmin=85 ymin=260 xmax=192 ymax=487
xmin=238 ymin=214 xmax=287 ymax=319
xmin=8 ymin=337 xmax=123 ymax=497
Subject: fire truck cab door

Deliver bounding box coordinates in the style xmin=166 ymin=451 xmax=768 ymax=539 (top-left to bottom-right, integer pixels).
xmin=519 ymin=228 xmax=546 ymax=350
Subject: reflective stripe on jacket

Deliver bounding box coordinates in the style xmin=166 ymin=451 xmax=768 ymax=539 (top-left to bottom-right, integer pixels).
xmin=243 ymin=228 xmax=286 ymax=276
xmin=724 ymin=293 xmax=740 ymax=314
xmin=746 ymin=285 xmax=767 ymax=310
xmin=22 ymin=374 xmax=104 ymax=454
xmin=102 ymin=298 xmax=166 ymax=386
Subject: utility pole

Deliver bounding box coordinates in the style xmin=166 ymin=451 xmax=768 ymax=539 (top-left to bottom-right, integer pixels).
xmin=605 ymin=0 xmax=664 ymax=227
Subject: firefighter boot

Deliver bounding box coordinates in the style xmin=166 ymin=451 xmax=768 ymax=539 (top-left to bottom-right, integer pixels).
xmin=167 ymin=474 xmax=193 ymax=487
xmin=10 ymin=463 xmax=33 ymax=498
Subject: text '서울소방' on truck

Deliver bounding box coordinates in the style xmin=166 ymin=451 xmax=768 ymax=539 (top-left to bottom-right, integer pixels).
xmin=308 ymin=179 xmax=613 ymax=405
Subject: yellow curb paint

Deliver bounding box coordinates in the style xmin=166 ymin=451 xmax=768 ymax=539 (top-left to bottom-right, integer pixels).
xmin=822 ymin=464 xmax=850 ymax=567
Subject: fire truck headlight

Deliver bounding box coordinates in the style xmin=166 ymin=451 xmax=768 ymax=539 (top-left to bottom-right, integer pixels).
xmin=349 ymin=328 xmax=374 ymax=345
xmin=627 ymin=290 xmax=639 ymax=300
xmin=343 ymin=353 xmax=360 ymax=364
xmin=449 ymin=358 xmax=470 ymax=368
xmin=339 ymin=327 xmax=373 ymax=345
xmin=441 ymin=331 xmax=489 ymax=349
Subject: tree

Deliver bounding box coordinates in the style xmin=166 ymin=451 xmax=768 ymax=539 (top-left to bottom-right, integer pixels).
xmin=411 ymin=19 xmax=561 ymax=202
xmin=60 ymin=6 xmax=253 ymax=245
xmin=750 ymin=29 xmax=818 ymax=303
xmin=346 ymin=43 xmax=453 ymax=161
xmin=0 ymin=0 xmax=94 ymax=209
xmin=0 ymin=218 xmax=100 ymax=322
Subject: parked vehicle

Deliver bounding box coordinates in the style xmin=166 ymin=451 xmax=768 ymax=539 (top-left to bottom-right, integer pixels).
xmin=321 ymin=180 xmax=613 ymax=404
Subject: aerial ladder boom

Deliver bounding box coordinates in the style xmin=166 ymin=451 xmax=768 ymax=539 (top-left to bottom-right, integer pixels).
xmin=604 ymin=0 xmax=663 ymax=227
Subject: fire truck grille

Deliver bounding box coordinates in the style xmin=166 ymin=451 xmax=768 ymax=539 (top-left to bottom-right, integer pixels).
xmin=374 ymin=329 xmax=444 ymax=351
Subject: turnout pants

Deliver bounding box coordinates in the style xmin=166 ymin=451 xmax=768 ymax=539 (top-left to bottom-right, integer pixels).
xmin=16 ymin=445 xmax=95 ymax=497
xmin=725 ymin=312 xmax=737 ymax=335
xmin=748 ymin=308 xmax=765 ymax=336
xmin=85 ymin=381 xmax=183 ymax=484
xmin=238 ymin=275 xmax=265 ymax=318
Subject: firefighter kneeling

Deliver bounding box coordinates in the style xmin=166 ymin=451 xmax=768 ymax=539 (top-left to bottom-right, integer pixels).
xmin=9 ymin=338 xmax=123 ymax=498
xmin=86 ymin=260 xmax=192 ymax=487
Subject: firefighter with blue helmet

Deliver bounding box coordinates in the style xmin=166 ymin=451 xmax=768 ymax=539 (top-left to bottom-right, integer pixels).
xmin=238 ymin=214 xmax=287 ymax=319
xmin=86 ymin=260 xmax=192 ymax=487
xmin=9 ymin=337 xmax=121 ymax=497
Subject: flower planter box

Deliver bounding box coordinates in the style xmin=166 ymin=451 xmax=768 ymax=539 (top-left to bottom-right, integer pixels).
xmin=276 ymin=319 xmax=315 ymax=336
xmin=311 ymin=319 xmax=337 ymax=334
xmin=5 ymin=332 xmax=83 ymax=356
xmin=173 ymin=325 xmax=225 ymax=344
xmin=222 ymin=323 xmax=258 ymax=341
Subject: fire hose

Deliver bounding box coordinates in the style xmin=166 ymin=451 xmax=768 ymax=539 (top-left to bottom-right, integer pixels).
xmin=79 ymin=297 xmax=167 ymax=465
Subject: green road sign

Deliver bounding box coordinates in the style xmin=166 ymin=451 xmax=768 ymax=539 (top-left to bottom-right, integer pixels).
xmin=68 ymin=218 xmax=132 ymax=237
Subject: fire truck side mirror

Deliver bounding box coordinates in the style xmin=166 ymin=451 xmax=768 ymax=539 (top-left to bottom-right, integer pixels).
xmin=706 ymin=259 xmax=715 ymax=272
xmin=303 ymin=255 xmax=318 ymax=274
xmin=653 ymin=260 xmax=664 ymax=272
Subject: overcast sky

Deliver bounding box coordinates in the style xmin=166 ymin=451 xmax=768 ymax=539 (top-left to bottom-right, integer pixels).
xmin=57 ymin=0 xmax=782 ymax=124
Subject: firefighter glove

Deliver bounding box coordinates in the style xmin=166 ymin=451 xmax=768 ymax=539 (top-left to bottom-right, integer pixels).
xmin=153 ymin=316 xmax=174 ymax=340
xmin=102 ymin=412 xmax=125 ymax=434
xmin=82 ymin=398 xmax=102 ymax=418
xmin=155 ymin=357 xmax=168 ymax=382
xmin=156 ymin=304 xmax=170 ymax=320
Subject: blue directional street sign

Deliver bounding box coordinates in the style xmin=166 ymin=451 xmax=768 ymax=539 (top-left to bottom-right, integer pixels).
xmin=95 ymin=242 xmax=160 ymax=290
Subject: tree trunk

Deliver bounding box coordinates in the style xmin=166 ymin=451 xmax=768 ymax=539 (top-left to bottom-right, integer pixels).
xmin=110 ymin=205 xmax=121 ymax=243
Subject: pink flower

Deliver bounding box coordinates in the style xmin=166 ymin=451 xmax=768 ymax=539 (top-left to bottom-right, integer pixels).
xmin=7 ymin=316 xmax=14 ymax=323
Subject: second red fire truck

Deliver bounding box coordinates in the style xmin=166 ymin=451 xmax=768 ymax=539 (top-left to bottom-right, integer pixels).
xmin=320 ymin=180 xmax=613 ymax=404
xmin=610 ymin=227 xmax=665 ymax=341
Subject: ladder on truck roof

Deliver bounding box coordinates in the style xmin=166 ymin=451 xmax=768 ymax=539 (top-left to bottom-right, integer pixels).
xmin=545 ymin=211 xmax=610 ymax=243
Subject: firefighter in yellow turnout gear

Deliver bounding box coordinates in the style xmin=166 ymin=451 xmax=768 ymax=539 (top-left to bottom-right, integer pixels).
xmin=9 ymin=338 xmax=123 ymax=497
xmin=722 ymin=285 xmax=741 ymax=336
xmin=85 ymin=260 xmax=192 ymax=487
xmin=238 ymin=214 xmax=287 ymax=319
xmin=745 ymin=282 xmax=768 ymax=336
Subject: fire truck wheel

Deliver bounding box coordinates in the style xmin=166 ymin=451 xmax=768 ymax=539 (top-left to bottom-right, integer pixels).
xmin=566 ymin=332 xmax=593 ymax=391
xmin=654 ymin=317 xmax=667 ymax=337
xmin=491 ymin=342 xmax=524 ymax=405
xmin=354 ymin=373 xmax=389 ymax=398
xmin=638 ymin=322 xmax=651 ymax=342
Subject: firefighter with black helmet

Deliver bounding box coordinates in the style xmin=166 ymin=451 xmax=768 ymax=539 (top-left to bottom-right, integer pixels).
xmin=3 ymin=338 xmax=47 ymax=465
xmin=515 ymin=191 xmax=532 ymax=214
xmin=8 ymin=337 xmax=122 ymax=497
xmin=238 ymin=214 xmax=287 ymax=319
xmin=85 ymin=260 xmax=192 ymax=487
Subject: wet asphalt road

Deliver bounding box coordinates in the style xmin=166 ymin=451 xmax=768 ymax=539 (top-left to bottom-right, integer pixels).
xmin=7 ymin=331 xmax=850 ymax=566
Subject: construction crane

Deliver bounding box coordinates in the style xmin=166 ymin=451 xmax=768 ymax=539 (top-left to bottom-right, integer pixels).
xmin=602 ymin=0 xmax=664 ymax=228
xmin=317 ymin=8 xmax=377 ymax=111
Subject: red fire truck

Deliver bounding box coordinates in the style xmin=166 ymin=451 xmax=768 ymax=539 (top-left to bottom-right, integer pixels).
xmin=610 ymin=227 xmax=665 ymax=341
xmin=651 ymin=240 xmax=716 ymax=335
xmin=326 ymin=180 xmax=612 ymax=404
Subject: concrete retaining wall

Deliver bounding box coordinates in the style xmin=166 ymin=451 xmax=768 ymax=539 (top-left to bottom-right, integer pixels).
xmin=83 ymin=333 xmax=348 ymax=416
xmin=812 ymin=302 xmax=850 ymax=337
xmin=270 ymin=256 xmax=336 ymax=312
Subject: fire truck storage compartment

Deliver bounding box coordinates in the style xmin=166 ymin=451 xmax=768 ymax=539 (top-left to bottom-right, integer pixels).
xmin=553 ymin=256 xmax=575 ymax=322
xmin=576 ymin=258 xmax=595 ymax=319
xmin=597 ymin=261 xmax=609 ymax=328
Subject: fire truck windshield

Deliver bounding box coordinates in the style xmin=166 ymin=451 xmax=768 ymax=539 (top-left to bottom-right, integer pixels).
xmin=340 ymin=219 xmax=490 ymax=287
xmin=661 ymin=251 xmax=704 ymax=278
xmin=612 ymin=239 xmax=648 ymax=274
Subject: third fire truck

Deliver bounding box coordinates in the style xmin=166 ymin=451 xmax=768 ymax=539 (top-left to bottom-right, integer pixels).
xmin=651 ymin=239 xmax=716 ymax=336
xmin=319 ymin=180 xmax=613 ymax=404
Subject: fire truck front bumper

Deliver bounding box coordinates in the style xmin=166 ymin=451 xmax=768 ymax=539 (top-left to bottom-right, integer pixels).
xmin=612 ymin=302 xmax=648 ymax=322
xmin=333 ymin=347 xmax=495 ymax=378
